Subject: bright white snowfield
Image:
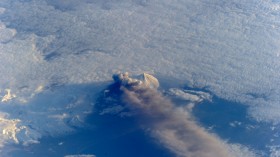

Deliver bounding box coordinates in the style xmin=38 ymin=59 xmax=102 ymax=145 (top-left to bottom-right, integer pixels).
xmin=0 ymin=0 xmax=280 ymax=157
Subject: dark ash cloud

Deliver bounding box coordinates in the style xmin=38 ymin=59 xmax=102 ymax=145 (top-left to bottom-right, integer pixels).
xmin=111 ymin=73 xmax=233 ymax=157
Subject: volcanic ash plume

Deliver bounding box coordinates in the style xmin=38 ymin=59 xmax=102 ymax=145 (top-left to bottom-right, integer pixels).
xmin=112 ymin=72 xmax=233 ymax=157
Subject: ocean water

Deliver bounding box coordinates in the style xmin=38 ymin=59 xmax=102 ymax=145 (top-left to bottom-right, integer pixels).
xmin=193 ymin=95 xmax=279 ymax=156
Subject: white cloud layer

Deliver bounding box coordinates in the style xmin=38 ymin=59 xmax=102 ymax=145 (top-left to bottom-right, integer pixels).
xmin=0 ymin=0 xmax=279 ymax=154
xmin=1 ymin=0 xmax=279 ymax=123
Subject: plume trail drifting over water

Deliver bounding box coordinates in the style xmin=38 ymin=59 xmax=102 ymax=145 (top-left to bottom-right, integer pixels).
xmin=112 ymin=73 xmax=233 ymax=157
